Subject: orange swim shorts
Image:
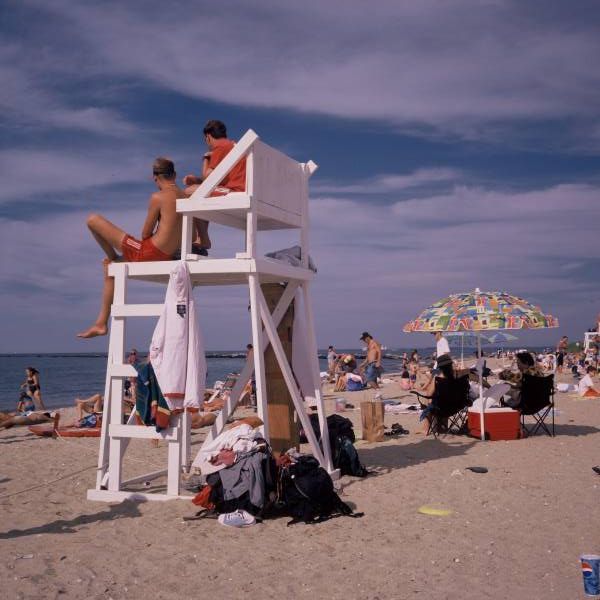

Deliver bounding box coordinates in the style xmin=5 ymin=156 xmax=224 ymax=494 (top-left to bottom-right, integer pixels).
xmin=121 ymin=235 xmax=173 ymax=262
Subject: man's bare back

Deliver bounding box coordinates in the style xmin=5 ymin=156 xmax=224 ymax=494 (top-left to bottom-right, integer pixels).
xmin=145 ymin=185 xmax=185 ymax=257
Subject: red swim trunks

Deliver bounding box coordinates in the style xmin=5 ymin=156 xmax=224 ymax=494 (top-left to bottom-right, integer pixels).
xmin=121 ymin=235 xmax=173 ymax=262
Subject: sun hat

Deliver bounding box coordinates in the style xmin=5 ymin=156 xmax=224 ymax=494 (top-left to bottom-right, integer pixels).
xmin=360 ymin=331 xmax=371 ymax=341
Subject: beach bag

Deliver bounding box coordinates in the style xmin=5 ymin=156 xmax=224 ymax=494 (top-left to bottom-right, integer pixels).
xmin=361 ymin=401 xmax=385 ymax=442
xmin=279 ymin=455 xmax=363 ymax=525
xmin=298 ymin=414 xmax=366 ymax=476
xmin=334 ymin=436 xmax=368 ymax=477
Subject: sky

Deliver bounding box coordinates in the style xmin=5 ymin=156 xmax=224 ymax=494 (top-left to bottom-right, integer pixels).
xmin=1 ymin=0 xmax=599 ymax=353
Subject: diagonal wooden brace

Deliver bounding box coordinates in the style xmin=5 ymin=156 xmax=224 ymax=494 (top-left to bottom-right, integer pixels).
xmin=200 ymin=280 xmax=300 ymax=447
xmin=256 ymin=286 xmax=326 ymax=466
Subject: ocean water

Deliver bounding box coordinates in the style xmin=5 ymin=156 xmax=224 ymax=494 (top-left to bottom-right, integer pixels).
xmin=1 ymin=346 xmax=533 ymax=411
xmin=0 ymin=351 xmax=409 ymax=411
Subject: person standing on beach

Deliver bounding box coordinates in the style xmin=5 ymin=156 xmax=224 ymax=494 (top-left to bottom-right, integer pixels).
xmin=327 ymin=345 xmax=338 ymax=379
xmin=182 ymin=119 xmax=247 ymax=253
xmin=556 ymin=335 xmax=568 ymax=373
xmin=433 ymin=331 xmax=451 ymax=362
xmin=359 ymin=332 xmax=382 ymax=389
xmin=21 ymin=367 xmax=45 ymax=410
xmin=77 ymin=158 xmax=184 ymax=339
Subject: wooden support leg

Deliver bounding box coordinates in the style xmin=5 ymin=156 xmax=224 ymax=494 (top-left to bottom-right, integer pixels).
xmin=255 ymin=286 xmax=325 ymax=466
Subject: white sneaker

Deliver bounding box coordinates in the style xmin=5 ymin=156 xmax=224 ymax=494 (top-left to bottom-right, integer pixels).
xmin=218 ymin=510 xmax=256 ymax=528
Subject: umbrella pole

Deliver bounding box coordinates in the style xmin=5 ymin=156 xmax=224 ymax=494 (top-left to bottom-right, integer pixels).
xmin=477 ymin=332 xmax=485 ymax=441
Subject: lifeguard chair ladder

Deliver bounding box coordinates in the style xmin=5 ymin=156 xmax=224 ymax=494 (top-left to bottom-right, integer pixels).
xmin=88 ymin=130 xmax=334 ymax=502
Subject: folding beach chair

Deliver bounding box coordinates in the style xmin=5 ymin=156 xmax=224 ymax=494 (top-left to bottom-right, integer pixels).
xmin=411 ymin=375 xmax=472 ymax=437
xmin=519 ymin=374 xmax=555 ymax=437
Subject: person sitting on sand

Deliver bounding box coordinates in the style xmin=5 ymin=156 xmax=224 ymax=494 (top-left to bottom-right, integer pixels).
xmin=333 ymin=354 xmax=357 ymax=392
xmin=17 ymin=391 xmax=36 ymax=414
xmin=416 ymin=354 xmax=458 ymax=434
xmin=0 ymin=410 xmax=59 ymax=430
xmin=182 ymin=119 xmax=247 ymax=253
xmin=579 ymin=366 xmax=600 ymax=398
xmin=499 ymin=351 xmax=544 ymax=408
xmin=399 ymin=369 xmax=411 ymax=391
xmin=75 ymin=393 xmax=104 ymax=421
xmin=77 ymin=158 xmax=184 ymax=338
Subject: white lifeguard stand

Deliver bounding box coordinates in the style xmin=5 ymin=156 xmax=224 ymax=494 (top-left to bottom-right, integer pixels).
xmin=87 ymin=130 xmax=334 ymax=502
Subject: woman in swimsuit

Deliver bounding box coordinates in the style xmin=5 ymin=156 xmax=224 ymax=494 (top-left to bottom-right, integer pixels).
xmin=21 ymin=367 xmax=45 ymax=410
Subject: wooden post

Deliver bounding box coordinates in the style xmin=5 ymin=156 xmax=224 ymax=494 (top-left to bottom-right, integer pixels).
xmin=261 ymin=283 xmax=299 ymax=455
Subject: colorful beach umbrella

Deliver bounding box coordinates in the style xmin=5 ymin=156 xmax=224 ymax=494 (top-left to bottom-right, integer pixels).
xmin=403 ymin=288 xmax=558 ymax=333
xmin=404 ymin=288 xmax=558 ymax=441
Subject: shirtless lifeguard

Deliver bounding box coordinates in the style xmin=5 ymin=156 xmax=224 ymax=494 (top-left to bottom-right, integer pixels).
xmin=77 ymin=157 xmax=184 ymax=339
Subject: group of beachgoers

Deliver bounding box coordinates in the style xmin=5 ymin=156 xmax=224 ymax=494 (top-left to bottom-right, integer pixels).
xmin=327 ymin=332 xmax=385 ymax=392
xmin=76 ymin=119 xmax=245 ymax=340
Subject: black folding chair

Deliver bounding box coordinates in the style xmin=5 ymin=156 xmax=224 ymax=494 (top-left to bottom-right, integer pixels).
xmin=411 ymin=375 xmax=472 ymax=437
xmin=519 ymin=374 xmax=555 ymax=437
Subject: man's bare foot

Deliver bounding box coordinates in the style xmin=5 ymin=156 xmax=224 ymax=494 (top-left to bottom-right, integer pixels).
xmin=77 ymin=324 xmax=108 ymax=338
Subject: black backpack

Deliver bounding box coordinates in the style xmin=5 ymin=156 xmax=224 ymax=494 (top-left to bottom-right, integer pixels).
xmin=334 ymin=436 xmax=368 ymax=478
xmin=279 ymin=455 xmax=364 ymax=525
xmin=300 ymin=414 xmax=368 ymax=477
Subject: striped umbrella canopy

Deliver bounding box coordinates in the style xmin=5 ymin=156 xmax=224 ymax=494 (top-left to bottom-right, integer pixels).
xmin=403 ymin=288 xmax=558 ymax=333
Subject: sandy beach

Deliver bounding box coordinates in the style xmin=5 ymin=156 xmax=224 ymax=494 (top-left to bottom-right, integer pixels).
xmin=1 ymin=359 xmax=599 ymax=599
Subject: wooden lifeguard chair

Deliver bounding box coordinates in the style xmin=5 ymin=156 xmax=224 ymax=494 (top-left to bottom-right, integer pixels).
xmin=87 ymin=130 xmax=334 ymax=502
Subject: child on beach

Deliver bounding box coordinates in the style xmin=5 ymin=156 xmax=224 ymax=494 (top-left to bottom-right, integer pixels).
xmin=400 ymin=369 xmax=411 ymax=391
xmin=182 ymin=119 xmax=247 ymax=253
xmin=17 ymin=391 xmax=35 ymax=414
xmin=77 ymin=158 xmax=184 ymax=339
xmin=408 ymin=360 xmax=418 ymax=389
xmin=579 ymin=366 xmax=600 ymax=397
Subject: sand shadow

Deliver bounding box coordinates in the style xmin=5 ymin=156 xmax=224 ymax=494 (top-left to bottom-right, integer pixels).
xmin=0 ymin=437 xmax=36 ymax=445
xmin=360 ymin=437 xmax=476 ymax=470
xmin=336 ymin=437 xmax=476 ymax=493
xmin=0 ymin=499 xmax=145 ymax=540
xmin=543 ymin=423 xmax=600 ymax=437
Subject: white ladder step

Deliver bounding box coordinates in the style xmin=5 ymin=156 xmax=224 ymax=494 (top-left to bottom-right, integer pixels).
xmin=112 ymin=304 xmax=164 ymax=317
xmin=109 ymin=364 xmax=137 ymax=378
xmin=110 ymin=424 xmax=180 ymax=441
